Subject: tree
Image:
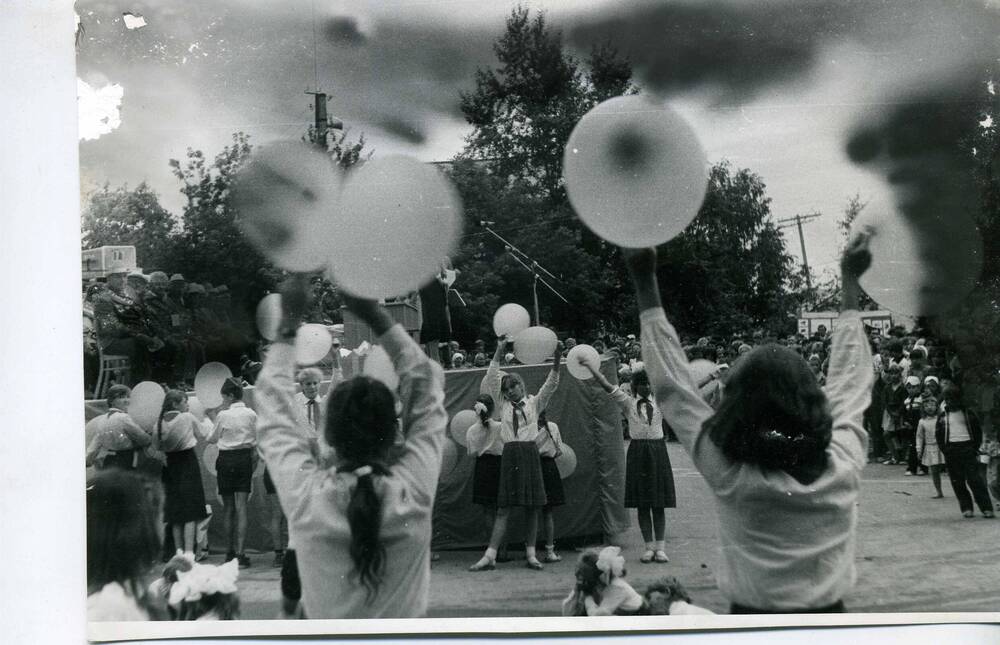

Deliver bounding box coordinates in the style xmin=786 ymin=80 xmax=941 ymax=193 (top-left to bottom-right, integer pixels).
xmin=81 ymin=182 xmax=178 ymax=270
xmin=448 ymin=6 xmax=800 ymax=344
xmin=169 ymin=132 xmax=269 ymax=319
xmin=655 ymin=162 xmax=799 ymax=337
xmin=459 ymin=5 xmax=634 ymax=203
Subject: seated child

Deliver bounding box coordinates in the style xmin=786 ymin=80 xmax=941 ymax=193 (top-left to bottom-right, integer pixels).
xmin=645 ymin=576 xmax=715 ymax=615
xmin=562 ymin=547 xmax=647 ymax=616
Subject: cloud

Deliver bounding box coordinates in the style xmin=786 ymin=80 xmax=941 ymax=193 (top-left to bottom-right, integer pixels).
xmin=77 ymin=77 xmax=123 ymax=141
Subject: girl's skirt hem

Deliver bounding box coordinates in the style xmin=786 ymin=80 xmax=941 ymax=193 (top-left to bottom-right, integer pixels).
xmin=497 ymin=441 xmax=547 ymax=508
xmin=163 ymin=448 xmax=209 ymax=524
xmin=625 ymin=439 xmax=676 ymax=508
xmin=920 ymin=444 xmax=946 ymax=467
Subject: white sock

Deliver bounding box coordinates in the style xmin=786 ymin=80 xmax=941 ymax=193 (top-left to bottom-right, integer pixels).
xmin=644 ymin=542 xmax=655 ymax=552
xmin=545 ymin=543 xmax=556 ymax=552
xmin=655 ymin=540 xmax=666 ymax=553
xmin=526 ymin=546 xmax=537 ymax=560
xmin=484 ymin=547 xmax=497 ymax=561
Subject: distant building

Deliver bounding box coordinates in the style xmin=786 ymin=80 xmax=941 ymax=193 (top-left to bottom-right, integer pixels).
xmin=798 ymin=310 xmax=892 ymax=337
xmin=82 ymin=245 xmax=140 ymax=280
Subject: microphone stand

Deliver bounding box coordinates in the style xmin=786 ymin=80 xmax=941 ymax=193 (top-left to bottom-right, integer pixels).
xmin=482 ymin=226 xmax=569 ymax=325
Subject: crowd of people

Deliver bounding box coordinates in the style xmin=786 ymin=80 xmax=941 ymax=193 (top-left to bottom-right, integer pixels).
xmin=83 ymin=268 xmax=254 ymax=396
xmin=85 ymin=232 xmax=1000 ymax=622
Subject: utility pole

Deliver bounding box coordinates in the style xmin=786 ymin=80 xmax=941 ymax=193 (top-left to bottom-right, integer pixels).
xmin=305 ymin=90 xmax=343 ymax=151
xmin=777 ymin=212 xmax=821 ymax=291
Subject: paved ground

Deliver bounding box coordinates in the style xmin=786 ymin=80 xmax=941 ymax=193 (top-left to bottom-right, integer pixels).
xmin=214 ymin=444 xmax=999 ymax=618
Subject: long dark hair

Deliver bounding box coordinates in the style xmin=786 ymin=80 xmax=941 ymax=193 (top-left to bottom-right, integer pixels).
xmin=87 ymin=469 xmax=162 ymax=598
xmin=703 ymin=344 xmax=832 ymax=484
xmin=325 ymin=376 xmax=397 ymax=604
xmin=157 ymin=390 xmax=187 ymax=444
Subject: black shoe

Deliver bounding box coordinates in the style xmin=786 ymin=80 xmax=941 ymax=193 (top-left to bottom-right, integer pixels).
xmin=226 ymin=551 xmax=237 ymax=563
xmin=237 ymin=553 xmax=251 ymax=568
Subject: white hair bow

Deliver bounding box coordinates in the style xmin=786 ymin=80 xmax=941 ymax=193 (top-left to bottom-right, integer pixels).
xmin=167 ymin=559 xmax=239 ymax=606
xmin=473 ymin=402 xmax=488 ymax=414
xmin=596 ymin=546 xmax=625 ymax=582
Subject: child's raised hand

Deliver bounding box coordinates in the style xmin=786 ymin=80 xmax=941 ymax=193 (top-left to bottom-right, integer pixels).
xmin=278 ymin=274 xmax=312 ymax=329
xmin=841 ymin=227 xmax=873 ymax=280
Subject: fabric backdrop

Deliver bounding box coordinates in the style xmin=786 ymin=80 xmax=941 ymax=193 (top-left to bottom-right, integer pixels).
xmin=84 ymin=358 xmax=629 ymax=551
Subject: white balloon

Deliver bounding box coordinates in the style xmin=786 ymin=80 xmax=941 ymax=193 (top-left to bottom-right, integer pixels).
xmin=187 ymin=397 xmax=206 ymax=421
xmin=194 ymin=362 xmax=232 ymax=409
xmin=566 ymin=344 xmax=601 ymax=380
xmin=128 ymin=381 xmax=165 ymax=433
xmin=555 ymin=443 xmax=577 ymax=479
xmin=492 ymin=303 xmax=531 ymax=338
xmin=449 ymin=409 xmax=479 ymax=448
xmin=328 ymin=155 xmax=462 ymax=299
xmin=255 ymin=293 xmax=282 ymax=341
xmin=363 ymin=345 xmax=399 ymax=391
xmin=295 ymin=323 xmax=333 ymax=365
xmin=852 ymin=209 xmax=982 ymax=317
xmin=231 ymin=140 xmax=339 ymax=272
xmin=564 ymin=95 xmax=708 ymax=248
xmin=513 ymin=326 xmax=558 ymax=365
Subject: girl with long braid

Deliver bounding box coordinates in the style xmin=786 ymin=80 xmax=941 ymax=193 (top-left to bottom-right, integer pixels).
xmin=255 ymin=276 xmax=447 ymax=618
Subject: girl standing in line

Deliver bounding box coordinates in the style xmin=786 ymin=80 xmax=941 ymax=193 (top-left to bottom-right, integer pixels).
xmin=206 ymin=378 xmax=258 ymax=568
xmin=469 ymin=337 xmax=561 ymax=571
xmin=466 ymin=394 xmax=505 ymax=560
xmin=155 ymin=390 xmax=212 ymax=557
xmin=535 ymin=411 xmax=565 ymax=563
xmin=584 ymin=363 xmax=676 ymax=564
xmin=915 ymin=395 xmax=945 ymax=498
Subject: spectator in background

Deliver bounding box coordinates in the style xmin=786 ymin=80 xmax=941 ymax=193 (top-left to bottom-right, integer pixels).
xmin=472 ymin=353 xmax=488 ymax=368
xmin=564 ymin=337 xmax=577 ymax=351
xmin=93 ymin=267 xmax=154 ymax=385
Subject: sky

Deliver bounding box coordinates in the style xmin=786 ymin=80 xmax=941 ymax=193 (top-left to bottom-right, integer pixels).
xmin=76 ymin=0 xmax=999 ymax=283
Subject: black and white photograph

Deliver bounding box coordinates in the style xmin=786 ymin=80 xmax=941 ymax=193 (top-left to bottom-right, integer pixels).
xmin=55 ymin=0 xmax=1000 ymax=638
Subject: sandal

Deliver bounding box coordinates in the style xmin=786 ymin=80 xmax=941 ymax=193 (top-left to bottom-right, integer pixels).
xmin=469 ymin=557 xmax=496 ymax=572
xmin=525 ymin=558 xmax=544 ymax=571
xmin=640 ymin=550 xmax=654 ymax=563
xmin=963 ymin=511 xmax=975 ymax=518
xmin=542 ymin=551 xmax=562 ymax=563
xmin=984 ymin=511 xmax=995 ymax=519
xmin=654 ymin=550 xmax=670 ymax=563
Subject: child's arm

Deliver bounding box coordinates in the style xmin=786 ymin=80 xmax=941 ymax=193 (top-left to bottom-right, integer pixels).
xmin=254 ymin=277 xmax=323 ymax=521
xmin=205 ymin=416 xmax=223 ymax=444
xmin=121 ymin=415 xmax=152 ymax=448
xmin=584 ymin=362 xmax=633 ymax=415
xmin=481 ymin=338 xmax=506 ymax=405
xmin=561 ymin=589 xmax=586 ymax=617
xmin=622 ymin=248 xmax=732 ymax=491
xmin=348 ymin=294 xmax=448 ymax=506
xmin=916 ymin=419 xmax=926 ymax=455
xmin=824 ymin=231 xmax=875 ymax=469
xmin=534 ymin=345 xmax=562 ymax=413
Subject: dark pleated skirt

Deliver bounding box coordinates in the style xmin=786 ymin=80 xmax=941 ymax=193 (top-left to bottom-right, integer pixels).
xmin=497 ymin=441 xmax=547 ymax=508
xmin=163 ymin=448 xmax=209 ymax=524
xmin=539 ymin=456 xmax=565 ymax=507
xmin=216 ymin=448 xmax=253 ymax=495
xmin=471 ymin=454 xmax=502 ymax=506
xmin=624 ymin=439 xmax=676 ymax=508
